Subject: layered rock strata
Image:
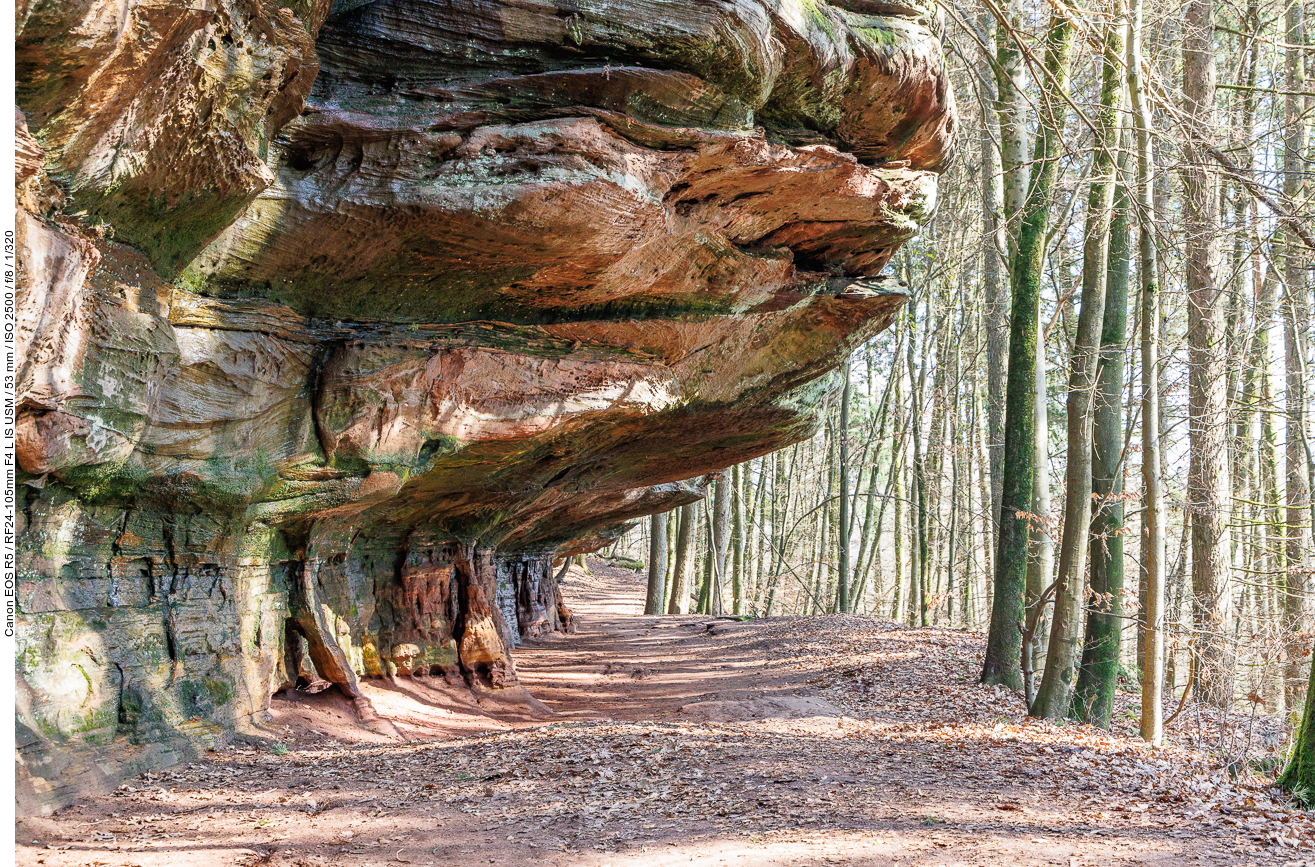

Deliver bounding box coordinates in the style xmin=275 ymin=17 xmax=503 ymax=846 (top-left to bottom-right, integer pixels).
xmin=14 ymin=0 xmax=954 ymax=812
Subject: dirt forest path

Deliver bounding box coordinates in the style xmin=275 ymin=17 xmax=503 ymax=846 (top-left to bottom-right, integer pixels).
xmin=17 ymin=561 xmax=1312 ymax=867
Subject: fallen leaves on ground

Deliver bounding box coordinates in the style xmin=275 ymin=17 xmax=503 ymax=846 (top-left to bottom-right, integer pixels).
xmin=16 ymin=569 xmax=1315 ymax=867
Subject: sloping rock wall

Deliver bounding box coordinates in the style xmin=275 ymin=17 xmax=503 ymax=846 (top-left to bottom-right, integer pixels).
xmin=14 ymin=0 xmax=954 ymax=812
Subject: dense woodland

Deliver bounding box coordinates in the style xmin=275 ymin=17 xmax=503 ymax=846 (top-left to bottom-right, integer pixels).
xmin=604 ymin=0 xmax=1315 ymax=800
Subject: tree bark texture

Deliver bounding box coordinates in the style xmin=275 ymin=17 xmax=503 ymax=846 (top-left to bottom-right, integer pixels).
xmin=645 ymin=511 xmax=669 ymax=615
xmin=838 ymin=361 xmax=853 ymax=613
xmin=1182 ymin=0 xmax=1235 ymax=709
xmin=1282 ymin=0 xmax=1312 ymax=711
xmin=668 ymin=501 xmax=699 ymax=615
xmin=1129 ymin=0 xmax=1167 ymax=744
xmin=1076 ymin=139 xmax=1131 ymax=728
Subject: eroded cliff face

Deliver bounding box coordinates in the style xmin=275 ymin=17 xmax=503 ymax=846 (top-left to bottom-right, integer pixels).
xmin=14 ymin=0 xmax=954 ymax=812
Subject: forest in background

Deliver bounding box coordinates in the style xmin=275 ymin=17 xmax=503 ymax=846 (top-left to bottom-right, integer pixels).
xmin=599 ymin=0 xmax=1315 ymax=799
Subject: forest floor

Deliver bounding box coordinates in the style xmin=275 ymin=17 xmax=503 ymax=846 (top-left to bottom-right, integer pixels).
xmin=17 ymin=560 xmax=1315 ymax=867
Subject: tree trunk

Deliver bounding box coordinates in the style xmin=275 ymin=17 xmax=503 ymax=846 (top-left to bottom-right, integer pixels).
xmin=1182 ymin=0 xmax=1234 ymax=709
xmin=667 ymin=501 xmax=698 ymax=615
xmin=1026 ymin=338 xmax=1054 ymax=679
xmin=995 ymin=0 xmax=1031 ymax=253
xmin=892 ymin=453 xmax=905 ymax=622
xmin=1076 ymin=113 xmax=1132 ymax=728
xmin=712 ymin=474 xmax=731 ymax=616
xmin=1282 ymin=0 xmax=1312 ymax=713
xmin=732 ymin=464 xmax=745 ymax=615
xmin=1033 ymin=4 xmax=1120 ymax=720
xmin=750 ymin=458 xmax=769 ymax=611
xmin=1280 ymin=648 xmax=1315 ymax=805
xmin=853 ymin=347 xmax=897 ymax=609
xmin=983 ymin=8 xmax=1075 ymax=690
xmin=947 ymin=402 xmax=961 ymax=627
xmin=982 ymin=5 xmax=1015 ymax=538
xmin=907 ymin=302 xmax=930 ymax=627
xmin=1129 ymin=0 xmax=1166 ymax=745
xmin=764 ymin=450 xmax=789 ymax=617
xmin=698 ymin=514 xmax=714 ymax=615
xmin=838 ymin=361 xmax=853 ymax=613
xmin=644 ymin=511 xmax=669 ymax=615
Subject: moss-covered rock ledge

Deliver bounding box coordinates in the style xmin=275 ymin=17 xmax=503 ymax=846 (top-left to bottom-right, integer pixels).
xmin=15 ymin=0 xmax=954 ymax=813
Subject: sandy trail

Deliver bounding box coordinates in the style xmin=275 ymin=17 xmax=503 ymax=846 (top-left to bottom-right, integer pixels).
xmin=17 ymin=561 xmax=1310 ymax=867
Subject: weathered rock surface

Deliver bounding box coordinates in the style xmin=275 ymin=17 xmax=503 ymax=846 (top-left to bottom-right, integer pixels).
xmin=14 ymin=0 xmax=954 ymax=813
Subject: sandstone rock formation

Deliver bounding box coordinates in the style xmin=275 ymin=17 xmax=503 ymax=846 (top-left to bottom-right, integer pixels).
xmin=15 ymin=0 xmax=954 ymax=812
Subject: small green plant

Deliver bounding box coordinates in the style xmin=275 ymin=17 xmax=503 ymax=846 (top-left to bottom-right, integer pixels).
xmin=1286 ymin=784 xmax=1314 ymax=809
xmin=271 ymin=742 xmax=289 ymax=756
xmin=920 ymin=816 xmax=946 ymax=826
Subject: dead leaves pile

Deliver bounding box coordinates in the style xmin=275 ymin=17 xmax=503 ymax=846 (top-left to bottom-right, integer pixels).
xmin=127 ymin=719 xmax=893 ymax=858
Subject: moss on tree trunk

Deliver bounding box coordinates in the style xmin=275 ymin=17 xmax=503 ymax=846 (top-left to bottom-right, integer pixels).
xmin=1075 ymin=169 xmax=1131 ymax=728
xmin=981 ymin=11 xmax=1075 ymax=690
xmin=1280 ymin=652 xmax=1315 ymax=804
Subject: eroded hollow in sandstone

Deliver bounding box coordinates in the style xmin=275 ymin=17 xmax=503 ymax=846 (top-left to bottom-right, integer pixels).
xmin=14 ymin=0 xmax=954 ymax=812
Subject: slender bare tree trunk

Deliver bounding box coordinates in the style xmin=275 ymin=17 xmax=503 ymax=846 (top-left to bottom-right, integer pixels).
xmin=853 ymin=343 xmax=898 ymax=606
xmin=645 ymin=511 xmax=670 ymax=615
xmin=980 ymin=7 xmax=1011 ymax=534
xmin=1182 ymin=0 xmax=1234 ymax=709
xmin=712 ymin=475 xmax=730 ymax=616
xmin=1128 ymin=0 xmax=1166 ymax=745
xmin=764 ymin=450 xmax=788 ymax=616
xmin=908 ymin=302 xmax=930 ymax=627
xmin=1076 ymin=115 xmax=1132 ymax=727
xmin=732 ymin=464 xmax=745 ymax=615
xmin=668 ymin=501 xmax=698 ymax=615
xmin=838 ymin=361 xmax=853 ymax=613
xmin=1026 ymin=343 xmax=1054 ymax=678
xmin=996 ymin=0 xmax=1031 ymax=252
xmin=1281 ymin=0 xmax=1312 ymax=712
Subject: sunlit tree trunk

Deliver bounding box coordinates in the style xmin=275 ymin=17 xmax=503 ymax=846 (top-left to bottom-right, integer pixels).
xmin=837 ymin=361 xmax=853 ymax=612
xmin=731 ymin=463 xmax=745 ymax=615
xmin=645 ymin=511 xmax=669 ymax=615
xmin=1128 ymin=0 xmax=1166 ymax=745
xmin=979 ymin=7 xmax=1011 ymax=535
xmin=1282 ymin=0 xmax=1312 ymax=712
xmin=893 ymin=432 xmax=906 ymax=622
xmin=907 ymin=301 xmax=930 ymax=627
xmin=668 ymin=501 xmax=698 ymax=615
xmin=1182 ymin=0 xmax=1234 ymax=709
xmin=853 ymin=344 xmax=898 ymax=608
xmin=712 ymin=474 xmax=731 ymax=616
xmin=1026 ymin=344 xmax=1054 ymax=681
